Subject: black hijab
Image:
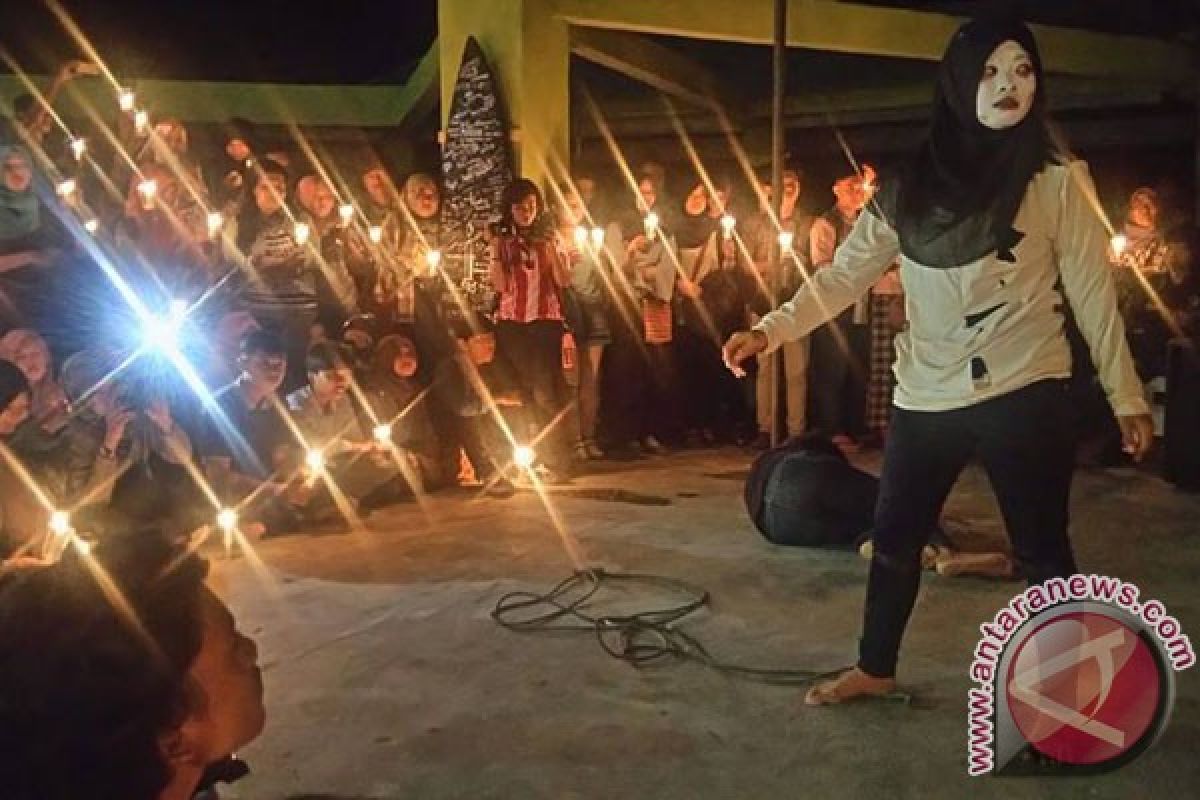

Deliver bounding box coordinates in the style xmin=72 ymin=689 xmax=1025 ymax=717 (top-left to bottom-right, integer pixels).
xmin=886 ymin=16 xmax=1058 ymax=269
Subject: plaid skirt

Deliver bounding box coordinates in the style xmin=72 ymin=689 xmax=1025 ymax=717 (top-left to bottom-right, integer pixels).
xmin=866 ymin=293 xmax=900 ymax=433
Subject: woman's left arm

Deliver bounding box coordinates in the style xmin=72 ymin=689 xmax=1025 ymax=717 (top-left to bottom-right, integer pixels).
xmin=1055 ymin=161 xmax=1150 ymax=422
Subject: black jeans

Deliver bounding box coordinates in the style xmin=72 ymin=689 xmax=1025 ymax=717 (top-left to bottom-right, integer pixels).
xmin=495 ymin=320 xmax=570 ymax=470
xmin=859 ymin=379 xmax=1078 ymax=678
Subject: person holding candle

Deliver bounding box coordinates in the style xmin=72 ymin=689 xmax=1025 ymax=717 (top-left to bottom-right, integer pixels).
xmin=674 ymin=177 xmax=748 ymax=446
xmin=226 ymin=158 xmax=318 ymax=392
xmin=488 ymin=178 xmax=574 ymax=482
xmin=555 ymin=184 xmax=611 ymax=462
xmin=0 ymin=144 xmax=66 ymax=331
xmin=362 ymin=334 xmax=440 ymax=491
xmin=0 ymin=359 xmax=49 ymax=561
xmin=296 ymin=174 xmax=371 ymax=336
xmin=723 ymin=15 xmax=1153 ymax=705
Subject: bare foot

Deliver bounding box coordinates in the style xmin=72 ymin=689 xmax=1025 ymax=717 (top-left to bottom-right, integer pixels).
xmin=804 ymin=667 xmax=897 ymax=706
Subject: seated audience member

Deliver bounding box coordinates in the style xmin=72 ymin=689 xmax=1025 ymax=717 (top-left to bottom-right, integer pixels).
xmin=365 ymin=334 xmax=441 ymax=490
xmin=432 ymin=322 xmax=520 ymax=497
xmin=203 ymin=330 xmax=307 ymax=537
xmin=340 ymin=313 xmax=381 ymax=379
xmin=744 ymin=435 xmax=1012 ymax=578
xmin=286 ymin=342 xmax=409 ymax=514
xmin=57 ymin=350 xmax=197 ymax=536
xmin=203 ymin=311 xmax=261 ymax=390
xmin=0 ymin=360 xmax=49 ymax=560
xmin=0 ymin=536 xmax=265 ymax=800
xmin=0 ymin=328 xmax=68 ymax=436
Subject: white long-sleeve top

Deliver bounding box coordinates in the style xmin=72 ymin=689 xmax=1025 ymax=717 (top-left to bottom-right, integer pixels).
xmin=754 ymin=161 xmax=1148 ymax=416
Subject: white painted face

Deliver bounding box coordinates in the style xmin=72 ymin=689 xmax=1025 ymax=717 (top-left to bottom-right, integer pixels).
xmin=975 ymin=40 xmax=1036 ymax=130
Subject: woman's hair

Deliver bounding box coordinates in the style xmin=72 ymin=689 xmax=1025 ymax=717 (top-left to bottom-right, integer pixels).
xmin=0 ymin=536 xmax=210 ymax=800
xmin=0 ymin=358 xmax=29 ymax=413
xmin=499 ymin=178 xmax=545 ymax=230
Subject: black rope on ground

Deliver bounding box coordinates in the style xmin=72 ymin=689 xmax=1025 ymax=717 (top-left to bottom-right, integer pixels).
xmin=491 ymin=568 xmax=848 ymax=686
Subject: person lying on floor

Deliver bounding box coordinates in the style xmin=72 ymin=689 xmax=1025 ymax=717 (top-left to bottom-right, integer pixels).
xmin=743 ymin=434 xmax=1013 ymax=577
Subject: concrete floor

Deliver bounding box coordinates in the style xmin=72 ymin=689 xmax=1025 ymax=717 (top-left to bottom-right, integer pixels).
xmin=212 ymin=448 xmax=1200 ymax=799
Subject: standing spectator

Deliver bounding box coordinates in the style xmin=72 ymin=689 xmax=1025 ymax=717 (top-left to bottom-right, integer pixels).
xmin=297 ymin=175 xmax=371 ymax=336
xmin=556 ymin=185 xmax=611 ymax=461
xmin=226 ymin=158 xmax=317 ymax=392
xmin=213 ymin=117 xmax=259 ymax=216
xmin=744 ymin=167 xmax=814 ymax=447
xmin=0 ymin=144 xmax=65 ymax=330
xmin=1110 ymin=187 xmax=1191 ymax=380
xmin=808 ymin=172 xmax=871 ymax=450
xmin=488 ymin=179 xmax=573 ymax=481
xmin=118 ymin=162 xmax=212 ymax=297
xmin=674 ymin=179 xmax=747 ymax=444
xmin=604 ymin=174 xmax=680 ymax=456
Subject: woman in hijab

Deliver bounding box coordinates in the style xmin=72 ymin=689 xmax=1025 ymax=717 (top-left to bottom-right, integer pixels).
xmin=365 ymin=333 xmax=439 ymax=489
xmin=0 ymin=329 xmax=68 ymax=435
xmin=0 ymin=144 xmax=62 ymax=328
xmin=724 ymin=16 xmax=1153 ymax=705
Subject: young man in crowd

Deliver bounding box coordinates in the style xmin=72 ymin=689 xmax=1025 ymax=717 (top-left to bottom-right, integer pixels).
xmin=0 ymin=536 xmax=265 ymax=800
xmin=203 ymin=330 xmax=309 ymax=537
xmin=286 ymin=342 xmax=410 ymax=516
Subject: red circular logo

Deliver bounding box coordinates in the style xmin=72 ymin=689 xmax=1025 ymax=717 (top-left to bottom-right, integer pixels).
xmin=1005 ymin=612 xmax=1162 ymax=765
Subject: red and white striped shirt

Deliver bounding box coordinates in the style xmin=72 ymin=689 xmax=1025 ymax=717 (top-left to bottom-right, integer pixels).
xmin=493 ymin=235 xmax=565 ymax=323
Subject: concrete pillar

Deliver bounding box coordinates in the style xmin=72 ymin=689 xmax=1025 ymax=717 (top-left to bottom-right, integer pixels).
xmin=438 ymin=0 xmax=571 ymax=187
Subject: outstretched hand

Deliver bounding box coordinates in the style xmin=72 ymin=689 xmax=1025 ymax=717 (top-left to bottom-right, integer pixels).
xmin=721 ymin=330 xmax=768 ymax=378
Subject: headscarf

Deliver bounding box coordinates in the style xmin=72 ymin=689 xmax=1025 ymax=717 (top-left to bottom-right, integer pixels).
xmin=0 ymin=330 xmax=66 ymax=426
xmin=0 ymin=144 xmax=40 ymax=241
xmin=886 ymin=15 xmax=1057 ymax=269
xmin=1123 ymin=187 xmax=1160 ymax=246
xmin=372 ymin=334 xmax=421 ymax=398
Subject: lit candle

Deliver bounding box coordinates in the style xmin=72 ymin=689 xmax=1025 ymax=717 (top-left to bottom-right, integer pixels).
xmin=118 ymin=88 xmax=136 ymax=112
xmin=778 ymin=230 xmax=795 ymax=252
xmin=83 ymin=217 xmax=99 ymax=234
xmin=305 ymin=449 xmax=325 ymax=473
xmin=590 ymin=227 xmax=605 ymax=249
xmin=368 ymin=225 xmax=384 ymax=244
xmin=137 ymin=178 xmax=157 ymax=210
xmin=55 ymin=179 xmax=77 ymax=199
xmin=643 ymin=211 xmax=659 ymax=240
xmin=217 ymin=508 xmax=238 ymax=558
xmin=720 ymin=213 xmax=736 ymax=240
xmin=293 ymin=222 xmax=311 ymax=245
xmin=513 ymin=445 xmax=536 ymax=469
xmin=134 ymin=110 xmax=149 ymax=134
xmin=69 ymin=137 xmax=87 ymax=161
xmin=425 ymin=248 xmax=442 ymax=277
xmin=573 ymin=225 xmax=589 ymax=248
xmin=373 ymin=423 xmax=392 ymax=444
xmin=206 ymin=211 xmax=224 ymax=238
xmin=49 ymin=510 xmax=71 ymax=537
xmin=339 ymin=203 xmax=355 ymax=225
xmin=1111 ymin=233 xmax=1128 ymax=257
